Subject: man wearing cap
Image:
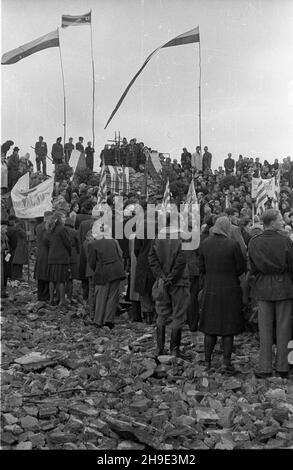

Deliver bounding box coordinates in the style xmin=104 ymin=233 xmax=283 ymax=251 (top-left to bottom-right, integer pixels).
xmin=35 ymin=136 xmax=47 ymax=175
xmin=7 ymin=147 xmax=20 ymax=190
xmin=149 ymin=212 xmax=190 ymax=359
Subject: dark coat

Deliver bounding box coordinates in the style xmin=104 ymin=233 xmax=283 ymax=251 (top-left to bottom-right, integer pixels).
xmin=248 ymin=230 xmax=293 ymax=301
xmin=78 ymin=218 xmax=95 ymax=280
xmin=148 ymin=231 xmax=190 ymax=287
xmin=199 ymin=234 xmax=246 ymax=335
xmin=88 ymin=238 xmax=126 ymax=285
xmin=75 ymin=213 xmax=91 ymax=230
xmin=45 ymin=225 xmax=71 ymax=265
xmin=65 ymin=226 xmax=80 ymax=265
xmin=134 ymin=238 xmax=155 ymax=295
xmin=13 ymin=227 xmax=29 ymax=265
xmin=34 ymin=222 xmax=49 ymax=280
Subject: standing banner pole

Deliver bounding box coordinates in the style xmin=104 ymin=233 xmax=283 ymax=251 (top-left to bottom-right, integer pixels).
xmin=198 ymin=27 xmax=202 ymax=151
xmin=25 ymin=220 xmax=31 ymax=284
xmin=58 ymin=28 xmax=66 ymax=144
xmin=90 ymin=9 xmax=95 ymax=148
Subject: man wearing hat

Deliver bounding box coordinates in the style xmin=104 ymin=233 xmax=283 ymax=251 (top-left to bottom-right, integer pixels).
xmin=35 ymin=136 xmax=47 ymax=175
xmin=7 ymin=147 xmax=20 ymax=190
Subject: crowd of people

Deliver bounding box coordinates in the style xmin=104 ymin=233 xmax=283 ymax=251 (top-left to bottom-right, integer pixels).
xmin=1 ymin=139 xmax=293 ymax=379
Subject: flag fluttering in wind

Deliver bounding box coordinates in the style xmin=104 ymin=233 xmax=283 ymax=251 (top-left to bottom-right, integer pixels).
xmin=255 ymin=179 xmax=268 ymax=216
xmin=96 ymin=166 xmax=108 ymax=205
xmin=186 ymin=179 xmax=198 ymax=206
xmin=104 ymin=26 xmax=200 ymax=129
xmin=61 ymin=12 xmax=91 ymax=28
xmin=1 ymin=30 xmax=59 ymax=65
xmin=272 ymin=171 xmax=280 ymax=210
xmin=162 ymin=178 xmax=171 ymax=212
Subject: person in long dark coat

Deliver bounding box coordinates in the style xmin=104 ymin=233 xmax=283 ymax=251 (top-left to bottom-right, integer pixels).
xmin=199 ymin=216 xmax=246 ymax=372
xmin=65 ymin=218 xmax=80 ymax=303
xmin=45 ymin=211 xmax=71 ymax=306
xmin=11 ymin=220 xmax=29 ymax=281
xmin=34 ymin=212 xmax=52 ymax=301
xmin=88 ymin=222 xmax=126 ymax=328
xmin=134 ymin=234 xmax=156 ymax=324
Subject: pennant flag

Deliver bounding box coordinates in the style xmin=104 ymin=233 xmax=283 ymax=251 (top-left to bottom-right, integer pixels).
xmin=186 ymin=179 xmax=198 ymax=206
xmin=182 ymin=179 xmax=200 ymax=251
xmin=96 ymin=166 xmax=107 ymax=205
xmin=61 ymin=12 xmax=91 ymax=28
xmin=11 ymin=175 xmax=53 ymax=218
xmin=148 ymin=150 xmax=162 ymax=182
xmin=255 ymin=179 xmax=268 ymax=216
xmin=104 ymin=26 xmax=200 ymax=129
xmin=162 ymin=178 xmax=171 ymax=212
xmin=2 ymin=30 xmax=59 ymax=65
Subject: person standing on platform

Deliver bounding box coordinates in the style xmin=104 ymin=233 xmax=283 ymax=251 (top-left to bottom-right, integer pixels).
xmin=64 ymin=137 xmax=74 ymax=164
xmin=76 ymin=137 xmax=84 ymax=153
xmin=51 ymin=137 xmax=64 ymax=167
xmin=35 ymin=136 xmax=47 ymax=175
xmin=7 ymin=147 xmax=20 ymax=190
xmin=85 ymin=141 xmax=95 ymax=171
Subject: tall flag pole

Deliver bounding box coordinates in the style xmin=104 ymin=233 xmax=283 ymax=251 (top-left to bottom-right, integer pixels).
xmin=104 ymin=26 xmax=200 ymax=129
xmin=198 ymin=26 xmax=202 ymax=152
xmin=61 ymin=11 xmax=93 ymax=143
xmin=89 ymin=10 xmax=95 ymax=148
xmin=58 ymin=28 xmax=66 ymax=144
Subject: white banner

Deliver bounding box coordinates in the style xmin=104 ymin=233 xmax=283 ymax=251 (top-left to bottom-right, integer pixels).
xmin=11 ymin=175 xmax=54 ymax=218
xmin=252 ymin=177 xmax=275 ymax=199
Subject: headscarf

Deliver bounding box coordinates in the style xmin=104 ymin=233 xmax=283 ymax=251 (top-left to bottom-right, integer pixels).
xmin=211 ymin=216 xmax=232 ymax=238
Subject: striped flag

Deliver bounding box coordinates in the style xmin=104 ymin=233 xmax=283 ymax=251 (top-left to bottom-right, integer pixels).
xmin=272 ymin=171 xmax=280 ymax=209
xmin=61 ymin=12 xmax=91 ymax=28
xmin=107 ymin=165 xmax=129 ymax=194
xmin=96 ymin=166 xmax=107 ymax=205
xmin=148 ymin=150 xmax=162 ymax=182
xmin=186 ymin=179 xmax=199 ymax=206
xmin=255 ymin=179 xmax=268 ymax=216
xmin=104 ymin=26 xmax=200 ymax=129
xmin=162 ymin=178 xmax=171 ymax=212
xmin=2 ymin=30 xmax=59 ymax=65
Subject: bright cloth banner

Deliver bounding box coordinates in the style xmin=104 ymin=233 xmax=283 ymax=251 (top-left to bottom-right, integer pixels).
xmin=11 ymin=175 xmax=53 ymax=218
xmin=2 ymin=30 xmax=59 ymax=65
xmin=69 ymin=150 xmax=87 ymax=174
xmin=107 ymin=166 xmax=130 ymax=194
xmin=252 ymin=177 xmax=276 ymax=199
xmin=61 ymin=12 xmax=91 ymax=28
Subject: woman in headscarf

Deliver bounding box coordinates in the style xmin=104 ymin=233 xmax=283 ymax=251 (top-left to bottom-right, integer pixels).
xmin=45 ymin=211 xmax=71 ymax=307
xmin=88 ymin=221 xmax=126 ymax=329
xmin=199 ymin=216 xmax=246 ymax=373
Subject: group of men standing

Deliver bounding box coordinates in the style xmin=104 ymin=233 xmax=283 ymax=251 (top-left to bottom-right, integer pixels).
xmin=34 ymin=136 xmax=95 ymax=175
xmin=181 ymin=146 xmax=212 ymax=172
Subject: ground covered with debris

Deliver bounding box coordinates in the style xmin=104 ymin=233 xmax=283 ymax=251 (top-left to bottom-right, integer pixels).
xmin=1 ymin=280 xmax=293 ymax=450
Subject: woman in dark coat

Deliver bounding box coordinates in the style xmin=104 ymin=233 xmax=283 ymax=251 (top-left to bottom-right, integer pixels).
xmin=34 ymin=212 xmax=52 ymax=301
xmin=45 ymin=211 xmax=71 ymax=306
xmin=88 ymin=222 xmax=125 ymax=329
xmin=65 ymin=218 xmax=80 ymax=303
xmin=12 ymin=220 xmax=29 ymax=281
xmin=199 ymin=216 xmax=246 ymax=372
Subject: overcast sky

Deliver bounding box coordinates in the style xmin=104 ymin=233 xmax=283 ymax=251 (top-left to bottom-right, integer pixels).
xmin=2 ymin=0 xmax=293 ymax=175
